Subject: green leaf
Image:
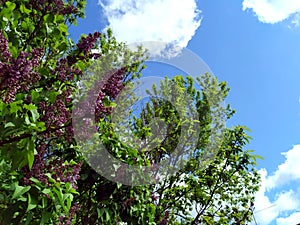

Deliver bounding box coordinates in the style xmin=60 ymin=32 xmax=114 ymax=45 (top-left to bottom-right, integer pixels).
xmin=9 ymin=45 xmax=18 ymax=58
xmin=25 ymin=115 xmax=31 ymax=125
xmin=2 ymin=17 xmax=9 ymax=22
xmin=25 ymin=138 xmax=35 ymax=170
xmin=59 ymin=23 xmax=68 ymax=34
xmin=42 ymin=188 xmax=51 ymax=195
xmin=9 ymin=100 xmax=23 ymax=113
xmin=4 ymin=122 xmax=15 ymax=128
xmin=45 ymin=23 xmax=52 ymax=34
xmin=31 ymin=90 xmax=40 ymax=101
xmin=105 ymin=209 xmax=110 ymax=221
xmin=62 ymin=193 xmax=73 ymax=202
xmin=97 ymin=208 xmax=104 ymax=218
xmin=27 ymin=147 xmax=34 ymax=170
xmin=26 ymin=193 xmax=37 ymax=212
xmin=21 ymin=21 xmax=28 ymax=30
xmin=117 ymin=182 xmax=122 ymax=189
xmin=5 ymin=1 xmax=16 ymax=11
xmin=48 ymin=91 xmax=58 ymax=103
xmin=102 ymin=97 xmax=111 ymax=107
xmin=12 ymin=183 xmax=31 ymax=200
xmin=24 ymin=104 xmax=37 ymax=111
xmin=20 ymin=4 xmax=31 ymax=14
xmin=57 ymin=41 xmax=68 ymax=52
xmin=24 ymin=212 xmax=33 ymax=225
xmin=44 ymin=173 xmax=56 ymax=183
xmin=110 ymin=102 xmax=117 ymax=107
xmin=41 ymin=196 xmax=48 ymax=209
xmin=29 ymin=177 xmax=40 ymax=184
xmin=43 ymin=14 xmax=54 ymax=23
xmin=53 ymin=186 xmax=63 ymax=203
xmin=65 ymin=193 xmax=72 ymax=210
xmin=53 ymin=27 xmax=61 ymax=36
xmin=30 ymin=109 xmax=39 ymax=122
xmin=40 ymin=211 xmax=51 ymax=225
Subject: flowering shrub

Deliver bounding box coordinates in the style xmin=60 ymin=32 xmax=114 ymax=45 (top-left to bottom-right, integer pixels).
xmin=0 ymin=0 xmax=102 ymax=223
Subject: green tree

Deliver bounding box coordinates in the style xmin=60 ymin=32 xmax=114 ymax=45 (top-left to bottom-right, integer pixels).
xmin=89 ymin=73 xmax=261 ymax=225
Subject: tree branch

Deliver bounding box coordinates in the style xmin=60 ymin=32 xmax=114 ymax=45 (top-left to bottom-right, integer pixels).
xmin=0 ymin=124 xmax=71 ymax=147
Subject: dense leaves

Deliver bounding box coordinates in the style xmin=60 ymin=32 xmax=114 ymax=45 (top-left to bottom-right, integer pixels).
xmin=0 ymin=0 xmax=100 ymax=223
xmin=103 ymin=74 xmax=261 ymax=225
xmin=0 ymin=1 xmax=261 ymax=224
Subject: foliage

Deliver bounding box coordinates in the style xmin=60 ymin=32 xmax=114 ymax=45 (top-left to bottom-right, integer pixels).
xmin=87 ymin=73 xmax=261 ymax=225
xmin=0 ymin=1 xmax=261 ymax=224
xmin=0 ymin=0 xmax=102 ymax=223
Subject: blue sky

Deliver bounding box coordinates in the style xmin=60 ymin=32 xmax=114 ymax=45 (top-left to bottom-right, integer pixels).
xmin=70 ymin=1 xmax=300 ymax=224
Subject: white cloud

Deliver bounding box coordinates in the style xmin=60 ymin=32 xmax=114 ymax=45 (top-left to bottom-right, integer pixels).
xmin=277 ymin=211 xmax=300 ymax=225
xmin=266 ymin=145 xmax=300 ymax=189
xmin=252 ymin=169 xmax=277 ymax=225
xmin=242 ymin=0 xmax=300 ymax=24
xmin=290 ymin=13 xmax=300 ymax=28
xmin=99 ymin=0 xmax=202 ymax=57
xmin=252 ymin=145 xmax=300 ymax=225
xmin=253 ymin=172 xmax=300 ymax=225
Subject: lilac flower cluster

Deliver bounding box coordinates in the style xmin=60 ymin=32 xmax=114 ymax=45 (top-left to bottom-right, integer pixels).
xmin=73 ymin=67 xmax=127 ymax=141
xmin=151 ymin=192 xmax=158 ymax=201
xmin=24 ymin=30 xmax=102 ymax=187
xmin=38 ymin=88 xmax=75 ymax=143
xmin=23 ymin=141 xmax=82 ymax=190
xmin=24 ymin=151 xmax=82 ymax=223
xmin=0 ymin=32 xmax=11 ymax=61
xmin=94 ymin=67 xmax=127 ymax=121
xmin=52 ymin=32 xmax=101 ymax=83
xmin=159 ymin=211 xmax=170 ymax=225
xmin=23 ymin=141 xmax=82 ymax=224
xmin=57 ymin=203 xmax=81 ymax=225
xmin=39 ymin=91 xmax=72 ymax=139
xmin=50 ymin=159 xmax=82 ymax=189
xmin=45 ymin=32 xmax=103 ymax=141
xmin=76 ymin=32 xmax=101 ymax=55
xmin=27 ymin=0 xmax=78 ymax=15
xmin=0 ymin=32 xmax=43 ymax=103
xmin=23 ymin=142 xmax=49 ymax=185
xmin=54 ymin=58 xmax=83 ymax=82
xmin=103 ymin=67 xmax=127 ymax=99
